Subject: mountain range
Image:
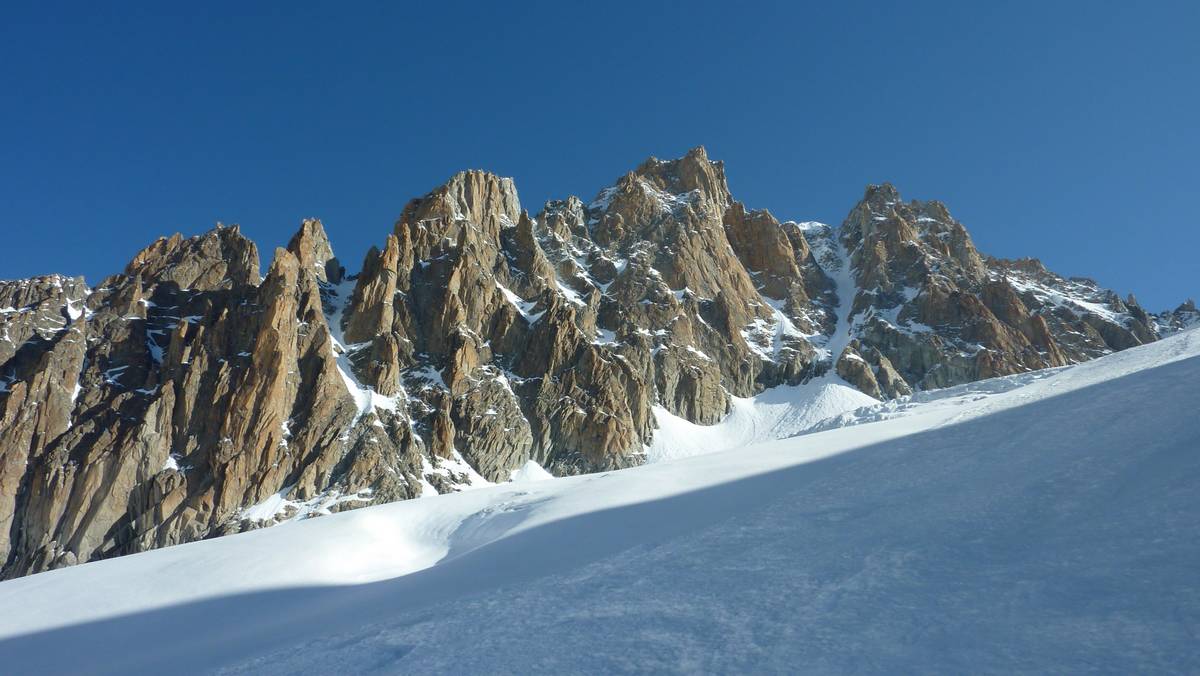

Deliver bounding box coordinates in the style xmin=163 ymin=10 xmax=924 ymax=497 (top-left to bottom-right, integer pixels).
xmin=1 ymin=146 xmax=1195 ymax=580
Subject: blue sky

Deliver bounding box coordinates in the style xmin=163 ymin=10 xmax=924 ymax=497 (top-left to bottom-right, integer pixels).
xmin=2 ymin=2 xmax=1196 ymax=309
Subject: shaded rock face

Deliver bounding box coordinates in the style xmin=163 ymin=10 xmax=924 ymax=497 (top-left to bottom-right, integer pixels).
xmin=0 ymin=148 xmax=1192 ymax=579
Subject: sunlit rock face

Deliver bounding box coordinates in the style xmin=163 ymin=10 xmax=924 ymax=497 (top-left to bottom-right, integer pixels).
xmin=0 ymin=147 xmax=1192 ymax=579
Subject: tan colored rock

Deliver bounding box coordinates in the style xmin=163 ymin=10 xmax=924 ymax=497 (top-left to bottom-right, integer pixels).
xmin=124 ymin=225 xmax=260 ymax=290
xmin=835 ymin=345 xmax=881 ymax=400
xmin=723 ymin=202 xmax=803 ymax=300
xmin=287 ymin=218 xmax=342 ymax=283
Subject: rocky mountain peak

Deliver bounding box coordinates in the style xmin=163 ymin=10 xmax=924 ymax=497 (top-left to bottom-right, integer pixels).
xmin=630 ymin=145 xmax=732 ymax=218
xmin=859 ymin=181 xmax=903 ymax=207
xmin=1158 ymin=298 xmax=1200 ymax=332
xmin=121 ymin=224 xmax=260 ymax=291
xmin=444 ymin=169 xmax=522 ymax=225
xmin=841 ymin=182 xmax=988 ymax=300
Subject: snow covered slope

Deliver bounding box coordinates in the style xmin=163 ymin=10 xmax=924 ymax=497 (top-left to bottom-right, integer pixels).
xmin=1 ymin=329 xmax=1199 ymax=674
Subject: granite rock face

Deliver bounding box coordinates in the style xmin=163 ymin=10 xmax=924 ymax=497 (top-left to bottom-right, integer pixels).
xmin=1 ymin=148 xmax=1193 ymax=579
xmin=0 ymin=225 xmax=427 ymax=578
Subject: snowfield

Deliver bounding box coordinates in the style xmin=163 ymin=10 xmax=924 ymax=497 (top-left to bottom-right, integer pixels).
xmin=1 ymin=329 xmax=1199 ymax=674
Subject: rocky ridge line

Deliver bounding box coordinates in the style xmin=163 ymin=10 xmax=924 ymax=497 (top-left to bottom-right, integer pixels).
xmin=1 ymin=147 xmax=1194 ymax=579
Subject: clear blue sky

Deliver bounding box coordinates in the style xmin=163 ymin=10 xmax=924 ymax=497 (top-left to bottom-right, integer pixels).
xmin=2 ymin=2 xmax=1196 ymax=309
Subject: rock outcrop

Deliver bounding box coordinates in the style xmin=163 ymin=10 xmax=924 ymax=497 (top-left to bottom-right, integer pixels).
xmin=1 ymin=148 xmax=1192 ymax=579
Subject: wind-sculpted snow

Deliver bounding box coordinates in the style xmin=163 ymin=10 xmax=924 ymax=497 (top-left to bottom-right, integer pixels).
xmin=1 ymin=329 xmax=1198 ymax=673
xmin=647 ymin=376 xmax=878 ymax=461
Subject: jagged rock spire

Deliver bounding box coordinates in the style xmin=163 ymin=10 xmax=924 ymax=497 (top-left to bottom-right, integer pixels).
xmin=287 ymin=218 xmax=341 ymax=283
